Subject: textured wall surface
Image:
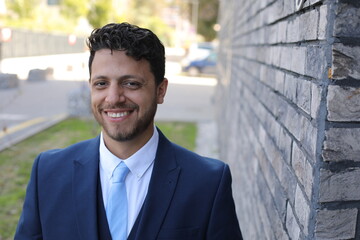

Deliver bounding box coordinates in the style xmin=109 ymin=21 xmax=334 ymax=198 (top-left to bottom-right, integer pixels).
xmin=216 ymin=0 xmax=360 ymax=239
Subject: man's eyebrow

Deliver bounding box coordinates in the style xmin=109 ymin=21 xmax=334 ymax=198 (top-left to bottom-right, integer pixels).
xmin=91 ymin=74 xmax=145 ymax=82
xmin=91 ymin=75 xmax=107 ymax=80
xmin=119 ymin=75 xmax=145 ymax=82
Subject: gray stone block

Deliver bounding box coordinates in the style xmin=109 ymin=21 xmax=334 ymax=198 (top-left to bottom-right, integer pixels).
xmin=323 ymin=128 xmax=360 ymax=162
xmin=280 ymin=46 xmax=292 ymax=71
xmin=315 ymin=208 xmax=358 ymax=240
xmin=297 ymin=79 xmax=311 ymax=114
xmin=292 ymin=144 xmax=313 ymax=198
xmin=311 ymin=83 xmax=322 ymax=119
xmin=300 ymin=120 xmax=317 ymax=161
xmin=327 ymin=85 xmax=360 ymax=121
xmin=270 ymin=46 xmax=281 ymax=67
xmin=318 ymin=5 xmax=328 ymax=40
xmin=283 ymin=0 xmax=295 ymax=17
xmin=306 ymin=45 xmax=327 ymax=79
xmin=280 ymin=160 xmax=298 ymax=206
xmin=277 ymin=21 xmax=287 ymax=43
xmin=284 ymin=75 xmax=312 ymax=115
xmin=256 ymin=170 xmax=288 ymax=239
xmin=291 ymin=47 xmax=306 ymax=75
xmin=275 ymin=69 xmax=285 ymax=94
xmin=334 ymin=3 xmax=360 ymax=38
xmin=332 ymin=43 xmax=360 ymax=80
xmin=286 ymin=203 xmax=300 ymax=240
xmin=300 ymin=10 xmax=318 ymax=41
xmin=287 ymin=18 xmax=300 ymax=43
xmin=295 ymin=185 xmax=310 ymax=235
xmin=280 ymin=127 xmax=293 ymax=160
xmin=319 ymin=168 xmax=360 ymax=202
xmin=0 ymin=73 xmax=19 ymax=89
xmin=284 ymin=74 xmax=297 ymax=104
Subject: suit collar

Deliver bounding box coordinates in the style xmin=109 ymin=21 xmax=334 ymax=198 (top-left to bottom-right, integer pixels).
xmin=73 ymin=136 xmax=101 ymax=240
xmin=131 ymin=129 xmax=181 ymax=240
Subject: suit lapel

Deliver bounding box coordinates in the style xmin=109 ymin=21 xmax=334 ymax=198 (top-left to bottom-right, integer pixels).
xmin=73 ymin=137 xmax=101 ymax=240
xmin=133 ymin=130 xmax=181 ymax=240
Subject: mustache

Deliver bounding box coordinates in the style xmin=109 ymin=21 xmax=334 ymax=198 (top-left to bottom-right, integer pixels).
xmin=98 ymin=103 xmax=139 ymax=111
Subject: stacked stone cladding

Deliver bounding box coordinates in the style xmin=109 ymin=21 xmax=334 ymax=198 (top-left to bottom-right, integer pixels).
xmin=216 ymin=0 xmax=360 ymax=239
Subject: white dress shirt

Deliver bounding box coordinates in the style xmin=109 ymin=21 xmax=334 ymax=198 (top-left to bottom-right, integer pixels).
xmin=99 ymin=127 xmax=158 ymax=236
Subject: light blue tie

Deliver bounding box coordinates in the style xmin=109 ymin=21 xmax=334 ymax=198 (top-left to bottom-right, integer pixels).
xmin=106 ymin=162 xmax=130 ymax=240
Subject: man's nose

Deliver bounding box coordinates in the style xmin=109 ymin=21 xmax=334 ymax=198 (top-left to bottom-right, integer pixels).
xmin=105 ymin=84 xmax=126 ymax=104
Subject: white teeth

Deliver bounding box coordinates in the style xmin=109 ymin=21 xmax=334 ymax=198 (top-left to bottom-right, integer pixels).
xmin=107 ymin=112 xmax=129 ymax=118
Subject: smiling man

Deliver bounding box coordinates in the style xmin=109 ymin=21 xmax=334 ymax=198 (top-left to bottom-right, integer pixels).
xmin=15 ymin=23 xmax=243 ymax=240
xmin=90 ymin=48 xmax=166 ymax=158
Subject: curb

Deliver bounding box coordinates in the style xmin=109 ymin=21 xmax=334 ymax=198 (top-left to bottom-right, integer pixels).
xmin=0 ymin=114 xmax=68 ymax=152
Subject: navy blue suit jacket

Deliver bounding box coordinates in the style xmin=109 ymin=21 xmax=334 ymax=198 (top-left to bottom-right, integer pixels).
xmin=15 ymin=130 xmax=242 ymax=239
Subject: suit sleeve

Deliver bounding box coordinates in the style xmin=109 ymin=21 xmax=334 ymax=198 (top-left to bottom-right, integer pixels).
xmin=14 ymin=154 xmax=43 ymax=240
xmin=206 ymin=164 xmax=243 ymax=240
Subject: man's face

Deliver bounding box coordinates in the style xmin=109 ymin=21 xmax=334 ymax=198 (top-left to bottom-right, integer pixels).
xmin=90 ymin=49 xmax=167 ymax=142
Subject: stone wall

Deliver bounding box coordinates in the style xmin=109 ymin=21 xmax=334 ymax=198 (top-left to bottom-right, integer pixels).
xmin=216 ymin=0 xmax=360 ymax=239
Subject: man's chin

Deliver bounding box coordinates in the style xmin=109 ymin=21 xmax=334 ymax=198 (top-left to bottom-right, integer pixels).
xmin=106 ymin=130 xmax=136 ymax=142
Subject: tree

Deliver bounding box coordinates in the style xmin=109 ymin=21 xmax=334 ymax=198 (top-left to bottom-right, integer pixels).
xmin=6 ymin=0 xmax=41 ymax=19
xmin=185 ymin=0 xmax=218 ymax=41
xmin=197 ymin=0 xmax=219 ymax=41
xmin=113 ymin=0 xmax=174 ymax=46
xmin=87 ymin=0 xmax=112 ymax=28
xmin=60 ymin=0 xmax=89 ymax=21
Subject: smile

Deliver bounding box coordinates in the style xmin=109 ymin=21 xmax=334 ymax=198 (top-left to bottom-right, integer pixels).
xmin=106 ymin=111 xmax=130 ymax=118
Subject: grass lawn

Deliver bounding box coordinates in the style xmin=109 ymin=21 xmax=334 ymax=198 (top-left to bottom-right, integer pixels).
xmin=0 ymin=118 xmax=196 ymax=239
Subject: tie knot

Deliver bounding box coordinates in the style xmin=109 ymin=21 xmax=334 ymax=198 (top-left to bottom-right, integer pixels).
xmin=112 ymin=162 xmax=129 ymax=183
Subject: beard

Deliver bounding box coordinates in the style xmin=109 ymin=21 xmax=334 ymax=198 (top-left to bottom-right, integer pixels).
xmin=93 ymin=98 xmax=157 ymax=142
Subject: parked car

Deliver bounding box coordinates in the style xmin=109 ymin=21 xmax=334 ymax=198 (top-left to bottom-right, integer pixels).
xmin=182 ymin=51 xmax=217 ymax=76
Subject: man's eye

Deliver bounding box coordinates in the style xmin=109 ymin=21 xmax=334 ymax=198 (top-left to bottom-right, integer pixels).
xmin=122 ymin=81 xmax=142 ymax=89
xmin=94 ymin=81 xmax=107 ymax=88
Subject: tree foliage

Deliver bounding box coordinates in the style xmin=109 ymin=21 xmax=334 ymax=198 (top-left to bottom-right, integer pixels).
xmin=6 ymin=0 xmax=41 ymax=18
xmin=87 ymin=0 xmax=112 ymax=28
xmin=60 ymin=0 xmax=89 ymax=21
xmin=171 ymin=0 xmax=219 ymax=41
xmin=197 ymin=0 xmax=219 ymax=41
xmin=4 ymin=0 xmax=215 ymax=45
xmin=115 ymin=0 xmax=174 ymax=46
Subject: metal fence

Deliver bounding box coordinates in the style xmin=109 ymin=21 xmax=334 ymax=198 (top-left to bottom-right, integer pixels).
xmin=0 ymin=28 xmax=87 ymax=59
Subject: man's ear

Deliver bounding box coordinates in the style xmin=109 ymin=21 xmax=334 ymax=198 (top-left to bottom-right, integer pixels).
xmin=157 ymin=78 xmax=168 ymax=104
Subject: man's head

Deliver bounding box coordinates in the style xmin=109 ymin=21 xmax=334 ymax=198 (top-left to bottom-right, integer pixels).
xmin=87 ymin=23 xmax=168 ymax=151
xmin=87 ymin=22 xmax=166 ymax=86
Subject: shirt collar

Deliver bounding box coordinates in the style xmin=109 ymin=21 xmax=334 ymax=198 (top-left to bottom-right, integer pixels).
xmin=99 ymin=126 xmax=159 ymax=180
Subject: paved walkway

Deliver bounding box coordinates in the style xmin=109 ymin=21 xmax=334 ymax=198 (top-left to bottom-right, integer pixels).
xmin=0 ymin=53 xmax=219 ymax=158
xmin=0 ymin=80 xmax=83 ymax=150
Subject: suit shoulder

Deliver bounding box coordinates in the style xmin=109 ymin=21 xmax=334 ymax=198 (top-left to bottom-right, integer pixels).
xmin=171 ymin=142 xmax=226 ymax=171
xmin=168 ymin=142 xmax=231 ymax=193
xmin=39 ymin=137 xmax=99 ymax=160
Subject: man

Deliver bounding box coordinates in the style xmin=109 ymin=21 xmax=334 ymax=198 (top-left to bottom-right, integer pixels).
xmin=15 ymin=23 xmax=242 ymax=240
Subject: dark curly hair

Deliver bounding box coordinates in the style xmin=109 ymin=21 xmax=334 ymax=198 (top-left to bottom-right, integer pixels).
xmin=87 ymin=22 xmax=166 ymax=85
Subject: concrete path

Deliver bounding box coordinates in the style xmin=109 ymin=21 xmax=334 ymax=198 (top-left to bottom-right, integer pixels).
xmin=0 ymin=52 xmax=219 ymax=158
xmin=0 ymin=80 xmax=83 ymax=150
